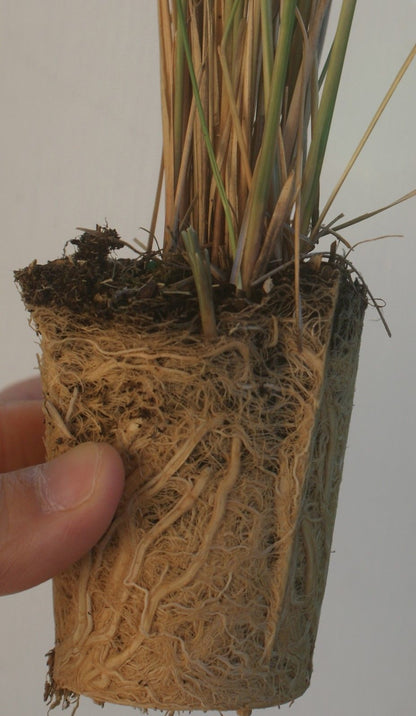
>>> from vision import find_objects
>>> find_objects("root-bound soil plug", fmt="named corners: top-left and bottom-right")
top-left (16, 233), bottom-right (367, 711)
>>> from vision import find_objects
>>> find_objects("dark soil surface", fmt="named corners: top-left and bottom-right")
top-left (16, 226), bottom-right (362, 334)
top-left (15, 227), bottom-right (239, 326)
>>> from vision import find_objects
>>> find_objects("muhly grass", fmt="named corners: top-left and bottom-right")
top-left (153, 0), bottom-right (415, 336)
top-left (15, 6), bottom-right (414, 710)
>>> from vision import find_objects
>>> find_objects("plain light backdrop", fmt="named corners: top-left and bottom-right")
top-left (0, 2), bottom-right (415, 715)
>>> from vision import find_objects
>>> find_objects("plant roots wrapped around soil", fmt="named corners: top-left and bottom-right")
top-left (17, 244), bottom-right (366, 712)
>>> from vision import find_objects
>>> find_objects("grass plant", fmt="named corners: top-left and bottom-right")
top-left (155, 1), bottom-right (415, 336)
top-left (16, 5), bottom-right (415, 709)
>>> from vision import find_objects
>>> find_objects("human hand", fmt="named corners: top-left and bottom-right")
top-left (0, 377), bottom-right (125, 595)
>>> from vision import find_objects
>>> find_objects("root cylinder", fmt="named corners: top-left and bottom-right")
top-left (18, 256), bottom-right (366, 712)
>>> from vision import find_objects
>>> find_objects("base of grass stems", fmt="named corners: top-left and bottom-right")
top-left (21, 260), bottom-right (365, 712)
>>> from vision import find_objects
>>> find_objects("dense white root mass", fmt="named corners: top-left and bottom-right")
top-left (28, 264), bottom-right (365, 712)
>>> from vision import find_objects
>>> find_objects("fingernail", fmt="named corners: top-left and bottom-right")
top-left (37, 443), bottom-right (102, 513)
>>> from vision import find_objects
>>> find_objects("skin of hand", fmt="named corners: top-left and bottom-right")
top-left (0, 377), bottom-right (125, 596)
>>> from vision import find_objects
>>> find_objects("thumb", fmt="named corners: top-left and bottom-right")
top-left (0, 442), bottom-right (125, 595)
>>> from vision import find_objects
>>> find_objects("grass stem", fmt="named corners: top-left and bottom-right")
top-left (182, 227), bottom-right (218, 340)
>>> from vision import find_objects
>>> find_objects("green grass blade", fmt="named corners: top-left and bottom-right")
top-left (300, 0), bottom-right (357, 236)
top-left (176, 0), bottom-right (237, 258)
top-left (182, 227), bottom-right (218, 340)
top-left (233, 0), bottom-right (297, 290)
top-left (311, 43), bottom-right (416, 240)
top-left (326, 189), bottom-right (416, 234)
top-left (260, 0), bottom-right (274, 108)
top-left (218, 4), bottom-right (252, 188)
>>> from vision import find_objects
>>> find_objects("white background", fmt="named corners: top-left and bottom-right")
top-left (0, 2), bottom-right (415, 715)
